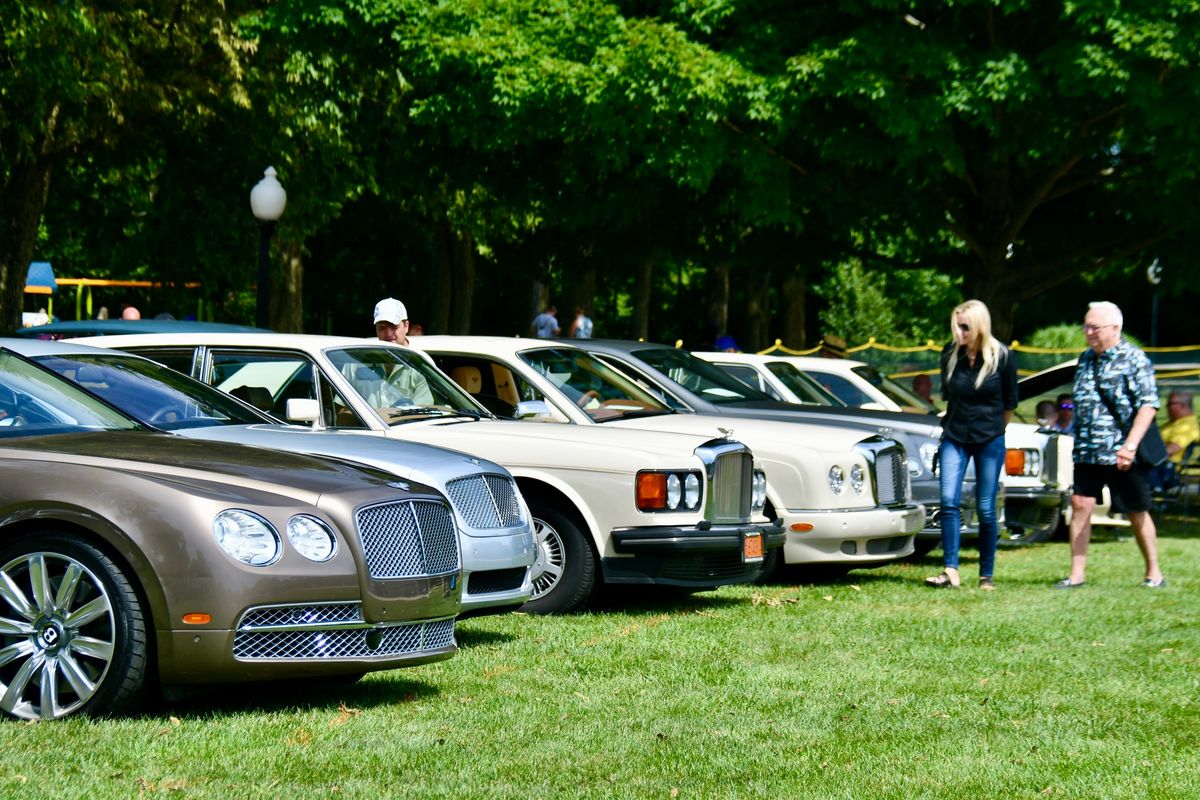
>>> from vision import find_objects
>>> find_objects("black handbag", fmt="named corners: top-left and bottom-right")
top-left (1090, 358), bottom-right (1168, 468)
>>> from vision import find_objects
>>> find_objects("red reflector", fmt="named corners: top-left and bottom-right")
top-left (1005, 449), bottom-right (1025, 476)
top-left (182, 613), bottom-right (211, 625)
top-left (790, 522), bottom-right (814, 532)
top-left (636, 473), bottom-right (667, 510)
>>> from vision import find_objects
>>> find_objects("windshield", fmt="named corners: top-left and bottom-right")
top-left (633, 347), bottom-right (775, 405)
top-left (325, 346), bottom-right (487, 425)
top-left (764, 361), bottom-right (845, 406)
top-left (518, 347), bottom-right (672, 422)
top-left (0, 349), bottom-right (142, 437)
top-left (851, 365), bottom-right (938, 413)
top-left (33, 352), bottom-right (270, 430)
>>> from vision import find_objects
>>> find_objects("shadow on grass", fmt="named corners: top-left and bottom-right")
top-left (154, 673), bottom-right (440, 718)
top-left (453, 625), bottom-right (518, 648)
top-left (590, 586), bottom-right (748, 615)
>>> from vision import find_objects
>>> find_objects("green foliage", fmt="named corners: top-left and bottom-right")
top-left (815, 260), bottom-right (961, 345)
top-left (1026, 323), bottom-right (1088, 351)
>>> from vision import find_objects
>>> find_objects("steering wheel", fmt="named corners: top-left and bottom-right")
top-left (576, 390), bottom-right (600, 408)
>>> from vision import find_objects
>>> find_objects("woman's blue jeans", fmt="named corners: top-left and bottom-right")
top-left (939, 433), bottom-right (1005, 577)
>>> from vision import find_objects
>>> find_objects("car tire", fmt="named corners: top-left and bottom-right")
top-left (0, 532), bottom-right (149, 721)
top-left (522, 506), bottom-right (595, 615)
top-left (910, 538), bottom-right (940, 558)
top-left (752, 548), bottom-right (784, 584)
top-left (999, 521), bottom-right (1060, 546)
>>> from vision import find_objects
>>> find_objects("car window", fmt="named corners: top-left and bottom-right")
top-left (324, 346), bottom-right (487, 425)
top-left (631, 347), bottom-right (774, 405)
top-left (852, 365), bottom-right (937, 413)
top-left (764, 362), bottom-right (844, 406)
top-left (591, 355), bottom-right (692, 412)
top-left (32, 353), bottom-right (269, 430)
top-left (712, 363), bottom-right (785, 400)
top-left (125, 347), bottom-right (198, 376)
top-left (806, 371), bottom-right (875, 407)
top-left (208, 350), bottom-right (368, 429)
top-left (431, 353), bottom-right (554, 419)
top-left (0, 350), bottom-right (141, 437)
top-left (517, 347), bottom-right (673, 422)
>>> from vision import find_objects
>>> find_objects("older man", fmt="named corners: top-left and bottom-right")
top-left (1056, 301), bottom-right (1164, 589)
top-left (373, 297), bottom-right (410, 345)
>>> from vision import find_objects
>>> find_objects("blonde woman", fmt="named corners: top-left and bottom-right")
top-left (926, 300), bottom-right (1018, 589)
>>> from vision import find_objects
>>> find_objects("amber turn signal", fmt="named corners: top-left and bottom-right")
top-left (1005, 449), bottom-right (1025, 476)
top-left (790, 522), bottom-right (814, 532)
top-left (182, 613), bottom-right (212, 625)
top-left (636, 472), bottom-right (667, 510)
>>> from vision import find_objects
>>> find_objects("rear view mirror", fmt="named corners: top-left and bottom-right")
top-left (514, 400), bottom-right (553, 420)
top-left (286, 398), bottom-right (320, 423)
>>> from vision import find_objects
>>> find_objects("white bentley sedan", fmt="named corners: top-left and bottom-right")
top-left (409, 336), bottom-right (926, 574)
top-left (73, 334), bottom-right (779, 614)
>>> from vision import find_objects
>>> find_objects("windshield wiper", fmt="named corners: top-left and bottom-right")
top-left (383, 406), bottom-right (482, 424)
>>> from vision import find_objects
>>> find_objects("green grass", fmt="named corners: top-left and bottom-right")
top-left (2, 521), bottom-right (1197, 799)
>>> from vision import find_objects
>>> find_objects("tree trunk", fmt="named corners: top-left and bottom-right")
top-left (449, 229), bottom-right (475, 334)
top-left (780, 271), bottom-right (807, 348)
top-left (633, 256), bottom-right (653, 341)
top-left (430, 218), bottom-right (454, 334)
top-left (744, 266), bottom-right (773, 352)
top-left (962, 253), bottom-right (1019, 343)
top-left (274, 240), bottom-right (304, 333)
top-left (0, 159), bottom-right (54, 332)
top-left (569, 244), bottom-right (597, 336)
top-left (707, 260), bottom-right (731, 348)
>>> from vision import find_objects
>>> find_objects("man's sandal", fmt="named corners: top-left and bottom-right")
top-left (979, 577), bottom-right (996, 591)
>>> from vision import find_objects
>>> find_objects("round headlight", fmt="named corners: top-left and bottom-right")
top-left (213, 510), bottom-right (280, 566)
top-left (850, 464), bottom-right (865, 494)
top-left (287, 515), bottom-right (338, 562)
top-left (1028, 450), bottom-right (1041, 476)
top-left (684, 473), bottom-right (701, 510)
top-left (828, 465), bottom-right (845, 495)
top-left (666, 474), bottom-right (682, 510)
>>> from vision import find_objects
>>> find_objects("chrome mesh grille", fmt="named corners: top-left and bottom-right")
top-left (356, 500), bottom-right (460, 579)
top-left (710, 450), bottom-right (752, 522)
top-left (870, 448), bottom-right (908, 506)
top-left (239, 603), bottom-right (362, 629)
top-left (233, 617), bottom-right (455, 661)
top-left (445, 474), bottom-right (525, 529)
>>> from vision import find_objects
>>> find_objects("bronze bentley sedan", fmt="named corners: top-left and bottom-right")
top-left (0, 347), bottom-right (462, 721)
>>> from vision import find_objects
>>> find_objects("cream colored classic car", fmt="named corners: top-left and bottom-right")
top-left (702, 352), bottom-right (1070, 545)
top-left (77, 334), bottom-right (779, 614)
top-left (410, 337), bottom-right (926, 574)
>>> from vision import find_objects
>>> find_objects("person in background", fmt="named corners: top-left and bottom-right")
top-left (1056, 300), bottom-right (1164, 589)
top-left (927, 299), bottom-right (1017, 591)
top-left (408, 322), bottom-right (424, 336)
top-left (1149, 391), bottom-right (1198, 492)
top-left (1053, 393), bottom-right (1075, 433)
top-left (569, 306), bottom-right (594, 338)
top-left (912, 373), bottom-right (935, 405)
top-left (1036, 399), bottom-right (1060, 429)
top-left (531, 305), bottom-right (560, 338)
top-left (373, 297), bottom-right (411, 346)
top-left (120, 305), bottom-right (141, 321)
top-left (715, 335), bottom-right (739, 352)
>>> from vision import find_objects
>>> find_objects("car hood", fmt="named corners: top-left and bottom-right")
top-left (0, 430), bottom-right (416, 504)
top-left (174, 424), bottom-right (512, 485)
top-left (716, 401), bottom-right (944, 437)
top-left (382, 417), bottom-right (725, 472)
top-left (603, 413), bottom-right (878, 456)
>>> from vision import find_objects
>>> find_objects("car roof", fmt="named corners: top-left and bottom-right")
top-left (413, 335), bottom-right (583, 357)
top-left (13, 319), bottom-right (271, 338)
top-left (693, 352), bottom-right (871, 372)
top-left (1, 337), bottom-right (116, 357)
top-left (1019, 358), bottom-right (1200, 400)
top-left (71, 331), bottom-right (409, 351)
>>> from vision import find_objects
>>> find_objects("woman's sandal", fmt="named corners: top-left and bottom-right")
top-left (925, 571), bottom-right (960, 588)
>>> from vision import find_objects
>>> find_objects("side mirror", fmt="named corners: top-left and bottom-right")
top-left (286, 398), bottom-right (320, 423)
top-left (514, 400), bottom-right (553, 420)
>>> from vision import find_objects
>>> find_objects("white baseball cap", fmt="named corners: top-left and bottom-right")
top-left (373, 298), bottom-right (408, 325)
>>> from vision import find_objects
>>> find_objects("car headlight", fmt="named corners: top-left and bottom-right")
top-left (685, 473), bottom-right (701, 509)
top-left (919, 441), bottom-right (939, 474)
top-left (286, 515), bottom-right (338, 562)
top-left (752, 470), bottom-right (767, 512)
top-left (1006, 448), bottom-right (1042, 477)
top-left (850, 464), bottom-right (865, 494)
top-left (213, 509), bottom-right (280, 566)
top-left (637, 470), bottom-right (703, 511)
top-left (828, 465), bottom-right (845, 495)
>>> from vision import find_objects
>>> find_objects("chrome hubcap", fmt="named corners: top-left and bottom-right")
top-left (529, 518), bottom-right (565, 600)
top-left (0, 552), bottom-right (116, 720)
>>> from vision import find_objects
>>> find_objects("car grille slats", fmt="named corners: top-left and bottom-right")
top-left (233, 604), bottom-right (455, 660)
top-left (857, 441), bottom-right (909, 507)
top-left (709, 449), bottom-right (752, 522)
top-left (356, 499), bottom-right (460, 579)
top-left (445, 474), bottom-right (525, 529)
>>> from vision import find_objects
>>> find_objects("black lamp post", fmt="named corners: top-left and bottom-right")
top-left (1147, 257), bottom-right (1163, 347)
top-left (249, 167), bottom-right (287, 329)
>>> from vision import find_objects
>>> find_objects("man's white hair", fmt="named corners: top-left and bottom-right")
top-left (1087, 300), bottom-right (1123, 329)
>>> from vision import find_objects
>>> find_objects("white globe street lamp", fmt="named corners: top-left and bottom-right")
top-left (250, 167), bottom-right (287, 329)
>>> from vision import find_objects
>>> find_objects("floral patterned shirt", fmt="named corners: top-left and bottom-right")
top-left (1071, 339), bottom-right (1159, 465)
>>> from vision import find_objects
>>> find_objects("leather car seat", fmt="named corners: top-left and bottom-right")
top-left (450, 365), bottom-right (482, 395)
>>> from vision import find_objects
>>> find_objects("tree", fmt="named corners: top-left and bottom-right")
top-left (0, 2), bottom-right (259, 331)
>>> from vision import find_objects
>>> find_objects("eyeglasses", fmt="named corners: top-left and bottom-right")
top-left (1059, 402), bottom-right (1074, 410)
top-left (957, 324), bottom-right (970, 333)
top-left (1082, 323), bottom-right (1116, 333)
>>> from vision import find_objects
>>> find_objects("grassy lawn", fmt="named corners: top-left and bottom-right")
top-left (1, 520), bottom-right (1196, 799)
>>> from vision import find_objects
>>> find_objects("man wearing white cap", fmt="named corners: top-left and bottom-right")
top-left (374, 297), bottom-right (410, 345)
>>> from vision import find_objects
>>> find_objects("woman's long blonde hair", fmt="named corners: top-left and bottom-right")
top-left (946, 299), bottom-right (1003, 389)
